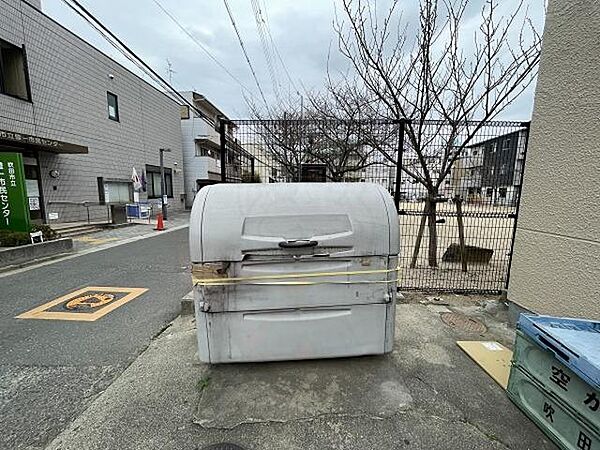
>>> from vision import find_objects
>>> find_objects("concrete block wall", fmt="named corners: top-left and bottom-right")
top-left (0, 0), bottom-right (185, 222)
top-left (507, 0), bottom-right (600, 319)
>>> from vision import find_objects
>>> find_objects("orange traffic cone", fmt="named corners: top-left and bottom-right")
top-left (155, 213), bottom-right (165, 231)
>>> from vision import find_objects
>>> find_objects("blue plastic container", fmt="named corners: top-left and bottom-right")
top-left (518, 314), bottom-right (600, 390)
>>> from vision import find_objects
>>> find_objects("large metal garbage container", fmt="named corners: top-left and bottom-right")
top-left (189, 183), bottom-right (400, 363)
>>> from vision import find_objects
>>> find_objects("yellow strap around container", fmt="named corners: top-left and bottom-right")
top-left (193, 267), bottom-right (400, 286)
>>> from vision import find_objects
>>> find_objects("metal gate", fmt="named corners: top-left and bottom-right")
top-left (216, 118), bottom-right (530, 294)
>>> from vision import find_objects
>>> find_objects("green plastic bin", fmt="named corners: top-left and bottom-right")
top-left (513, 330), bottom-right (600, 429)
top-left (508, 366), bottom-right (600, 450)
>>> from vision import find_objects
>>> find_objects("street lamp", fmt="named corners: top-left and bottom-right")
top-left (159, 148), bottom-right (171, 220)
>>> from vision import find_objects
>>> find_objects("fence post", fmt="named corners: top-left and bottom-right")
top-left (394, 119), bottom-right (406, 212)
top-left (455, 195), bottom-right (468, 272)
top-left (219, 118), bottom-right (227, 183)
top-left (251, 156), bottom-right (255, 180)
top-left (505, 121), bottom-right (531, 290)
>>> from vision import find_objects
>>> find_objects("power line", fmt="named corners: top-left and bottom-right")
top-left (259, 0), bottom-right (299, 93)
top-left (59, 0), bottom-right (212, 122)
top-left (250, 0), bottom-right (281, 100)
top-left (222, 0), bottom-right (269, 107)
top-left (151, 0), bottom-right (253, 97)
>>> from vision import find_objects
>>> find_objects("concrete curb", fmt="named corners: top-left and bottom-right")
top-left (0, 238), bottom-right (73, 269)
top-left (0, 224), bottom-right (189, 279)
top-left (181, 290), bottom-right (194, 315)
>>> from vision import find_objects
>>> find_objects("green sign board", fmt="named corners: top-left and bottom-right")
top-left (0, 152), bottom-right (30, 232)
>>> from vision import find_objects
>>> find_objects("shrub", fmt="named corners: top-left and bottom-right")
top-left (0, 230), bottom-right (30, 247)
top-left (31, 224), bottom-right (58, 241)
top-left (0, 224), bottom-right (58, 247)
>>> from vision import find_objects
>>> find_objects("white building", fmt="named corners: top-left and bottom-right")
top-left (179, 91), bottom-right (240, 208)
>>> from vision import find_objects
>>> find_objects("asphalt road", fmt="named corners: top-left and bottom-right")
top-left (0, 228), bottom-right (192, 450)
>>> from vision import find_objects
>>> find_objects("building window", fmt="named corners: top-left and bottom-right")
top-left (107, 91), bottom-right (119, 121)
top-left (0, 39), bottom-right (30, 101)
top-left (145, 165), bottom-right (173, 198)
top-left (195, 146), bottom-right (217, 158)
top-left (472, 150), bottom-right (478, 156)
top-left (502, 138), bottom-right (511, 151)
top-left (499, 187), bottom-right (507, 198)
top-left (180, 105), bottom-right (190, 119)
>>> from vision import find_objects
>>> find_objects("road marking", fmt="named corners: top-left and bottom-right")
top-left (0, 224), bottom-right (189, 279)
top-left (15, 286), bottom-right (148, 321)
top-left (73, 236), bottom-right (119, 245)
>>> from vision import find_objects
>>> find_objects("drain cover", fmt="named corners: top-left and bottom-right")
top-left (440, 312), bottom-right (487, 333)
top-left (200, 445), bottom-right (246, 450)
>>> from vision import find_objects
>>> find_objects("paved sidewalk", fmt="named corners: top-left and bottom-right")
top-left (45, 294), bottom-right (557, 450)
top-left (71, 211), bottom-right (190, 252)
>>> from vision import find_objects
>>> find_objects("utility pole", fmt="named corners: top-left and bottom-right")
top-left (298, 91), bottom-right (304, 182)
top-left (159, 148), bottom-right (171, 220)
top-left (166, 59), bottom-right (176, 84)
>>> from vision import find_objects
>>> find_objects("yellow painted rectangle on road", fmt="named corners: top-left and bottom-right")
top-left (457, 340), bottom-right (513, 389)
top-left (16, 286), bottom-right (148, 322)
top-left (73, 236), bottom-right (119, 245)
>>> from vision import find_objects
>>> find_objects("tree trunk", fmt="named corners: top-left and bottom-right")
top-left (409, 200), bottom-right (429, 268)
top-left (426, 196), bottom-right (438, 267)
top-left (455, 195), bottom-right (468, 272)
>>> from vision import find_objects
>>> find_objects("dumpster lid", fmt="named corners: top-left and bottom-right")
top-left (190, 183), bottom-right (399, 262)
top-left (518, 314), bottom-right (600, 389)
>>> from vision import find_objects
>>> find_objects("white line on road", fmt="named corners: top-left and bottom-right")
top-left (0, 224), bottom-right (189, 279)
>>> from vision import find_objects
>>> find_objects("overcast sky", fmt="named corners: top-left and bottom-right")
top-left (43, 0), bottom-right (546, 119)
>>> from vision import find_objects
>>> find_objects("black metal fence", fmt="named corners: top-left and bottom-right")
top-left (217, 118), bottom-right (530, 294)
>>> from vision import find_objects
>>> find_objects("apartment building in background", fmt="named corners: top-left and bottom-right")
top-left (0, 0), bottom-right (184, 224)
top-left (179, 91), bottom-right (250, 208)
top-left (442, 129), bottom-right (528, 206)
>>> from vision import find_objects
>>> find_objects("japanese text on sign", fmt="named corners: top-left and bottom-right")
top-left (0, 130), bottom-right (60, 148)
top-left (0, 153), bottom-right (30, 231)
top-left (584, 392), bottom-right (599, 412)
top-left (543, 402), bottom-right (555, 423)
top-left (577, 431), bottom-right (592, 450)
top-left (549, 365), bottom-right (571, 391)
top-left (0, 162), bottom-right (10, 226)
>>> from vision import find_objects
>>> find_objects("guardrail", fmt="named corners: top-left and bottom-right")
top-left (47, 201), bottom-right (111, 224)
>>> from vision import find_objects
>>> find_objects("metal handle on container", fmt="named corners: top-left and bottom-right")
top-left (538, 335), bottom-right (572, 362)
top-left (278, 239), bottom-right (318, 248)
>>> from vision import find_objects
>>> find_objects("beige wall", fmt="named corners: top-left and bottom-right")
top-left (508, 0), bottom-right (600, 319)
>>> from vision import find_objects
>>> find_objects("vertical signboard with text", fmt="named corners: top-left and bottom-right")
top-left (0, 152), bottom-right (30, 232)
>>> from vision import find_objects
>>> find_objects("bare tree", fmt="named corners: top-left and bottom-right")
top-left (247, 97), bottom-right (313, 181)
top-left (248, 89), bottom-right (391, 182)
top-left (335, 0), bottom-right (542, 266)
top-left (307, 85), bottom-right (389, 182)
